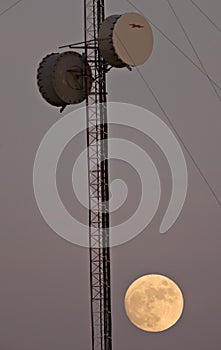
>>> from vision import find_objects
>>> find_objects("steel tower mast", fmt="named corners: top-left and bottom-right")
top-left (84, 1), bottom-right (112, 350)
top-left (36, 4), bottom-right (153, 349)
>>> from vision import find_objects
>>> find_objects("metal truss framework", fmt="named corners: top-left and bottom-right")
top-left (84, 1), bottom-right (112, 350)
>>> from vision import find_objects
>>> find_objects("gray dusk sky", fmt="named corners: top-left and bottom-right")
top-left (0, 0), bottom-right (221, 349)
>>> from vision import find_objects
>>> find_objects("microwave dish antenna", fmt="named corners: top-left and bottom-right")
top-left (37, 51), bottom-right (92, 110)
top-left (98, 12), bottom-right (154, 68)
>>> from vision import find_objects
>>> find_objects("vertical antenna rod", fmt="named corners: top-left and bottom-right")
top-left (84, 1), bottom-right (112, 350)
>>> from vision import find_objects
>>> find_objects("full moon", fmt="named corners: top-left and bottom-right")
top-left (124, 274), bottom-right (184, 332)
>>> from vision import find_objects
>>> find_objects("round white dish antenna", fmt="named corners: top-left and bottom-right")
top-left (98, 12), bottom-right (154, 68)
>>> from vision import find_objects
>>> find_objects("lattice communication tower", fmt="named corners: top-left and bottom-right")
top-left (36, 1), bottom-right (153, 349)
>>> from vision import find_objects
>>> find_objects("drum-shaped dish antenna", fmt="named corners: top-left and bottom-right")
top-left (98, 12), bottom-right (153, 68)
top-left (37, 51), bottom-right (93, 108)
